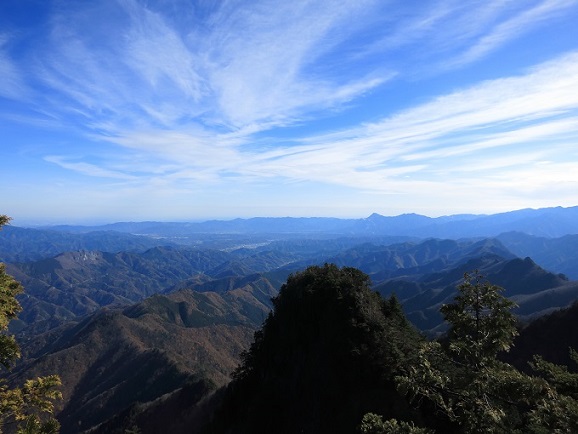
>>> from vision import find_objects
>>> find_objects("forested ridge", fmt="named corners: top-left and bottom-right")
top-left (206, 264), bottom-right (424, 434)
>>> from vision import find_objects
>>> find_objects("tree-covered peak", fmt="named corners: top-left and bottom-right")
top-left (209, 264), bottom-right (423, 434)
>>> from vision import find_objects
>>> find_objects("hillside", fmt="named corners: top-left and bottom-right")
top-left (324, 238), bottom-right (516, 283)
top-left (497, 231), bottom-right (578, 279)
top-left (375, 255), bottom-right (576, 333)
top-left (9, 277), bottom-right (275, 434)
top-left (76, 264), bottom-right (578, 434)
top-left (0, 226), bottom-right (174, 263)
top-left (6, 247), bottom-right (296, 335)
top-left (6, 232), bottom-right (578, 338)
top-left (3, 208), bottom-right (578, 432)
top-left (505, 301), bottom-right (578, 371)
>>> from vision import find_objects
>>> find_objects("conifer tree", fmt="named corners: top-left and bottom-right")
top-left (396, 271), bottom-right (578, 433)
top-left (526, 349), bottom-right (578, 432)
top-left (0, 215), bottom-right (62, 433)
top-left (359, 413), bottom-right (433, 434)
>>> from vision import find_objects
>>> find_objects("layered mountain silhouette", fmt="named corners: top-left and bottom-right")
top-left (5, 247), bottom-right (299, 335)
top-left (497, 231), bottom-right (578, 279)
top-left (6, 232), bottom-right (578, 338)
top-left (6, 247), bottom-right (229, 334)
top-left (33, 205), bottom-right (578, 238)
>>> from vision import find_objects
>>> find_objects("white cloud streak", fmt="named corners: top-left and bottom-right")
top-left (44, 156), bottom-right (139, 180)
top-left (64, 54), bottom-right (576, 219)
top-left (236, 52), bottom-right (578, 190)
top-left (3, 0), bottom-right (578, 217)
top-left (23, 0), bottom-right (572, 134)
top-left (449, 0), bottom-right (577, 67)
top-left (0, 34), bottom-right (29, 100)
top-left (27, 0), bottom-right (392, 132)
top-left (41, 51), bottom-right (578, 197)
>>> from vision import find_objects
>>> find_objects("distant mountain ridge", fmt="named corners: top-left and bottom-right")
top-left (375, 254), bottom-right (576, 334)
top-left (3, 207), bottom-right (578, 273)
top-left (32, 205), bottom-right (578, 238)
top-left (497, 231), bottom-right (578, 279)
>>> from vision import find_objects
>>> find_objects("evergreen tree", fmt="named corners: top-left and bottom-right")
top-left (526, 349), bottom-right (578, 432)
top-left (359, 413), bottom-right (433, 434)
top-left (396, 271), bottom-right (578, 433)
top-left (0, 215), bottom-right (62, 433)
top-left (440, 270), bottom-right (518, 366)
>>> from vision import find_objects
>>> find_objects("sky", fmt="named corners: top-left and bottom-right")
top-left (1, 0), bottom-right (578, 225)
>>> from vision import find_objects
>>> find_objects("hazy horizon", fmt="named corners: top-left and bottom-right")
top-left (2, 1), bottom-right (578, 224)
top-left (9, 204), bottom-right (576, 228)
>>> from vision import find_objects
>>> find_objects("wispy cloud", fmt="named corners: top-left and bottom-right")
top-left (199, 0), bottom-right (391, 127)
top-left (448, 0), bottom-right (577, 67)
top-left (2, 0), bottom-right (578, 219)
top-left (27, 0), bottom-right (393, 133)
top-left (40, 50), bottom-right (578, 196)
top-left (352, 0), bottom-right (578, 75)
top-left (0, 33), bottom-right (29, 100)
top-left (44, 156), bottom-right (139, 180)
top-left (6, 0), bottom-right (573, 133)
top-left (239, 52), bottom-right (578, 190)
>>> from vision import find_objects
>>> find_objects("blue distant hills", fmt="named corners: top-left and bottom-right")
top-left (35, 205), bottom-right (578, 238)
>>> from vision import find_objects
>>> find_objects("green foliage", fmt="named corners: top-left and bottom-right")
top-left (234, 264), bottom-right (421, 385)
top-left (0, 215), bottom-right (62, 433)
top-left (359, 413), bottom-right (433, 434)
top-left (0, 361), bottom-right (62, 430)
top-left (441, 271), bottom-right (518, 367)
top-left (215, 264), bottom-right (423, 434)
top-left (396, 270), bottom-right (578, 433)
top-left (15, 415), bottom-right (60, 434)
top-left (0, 219), bottom-right (24, 369)
top-left (526, 349), bottom-right (578, 432)
top-left (530, 348), bottom-right (578, 399)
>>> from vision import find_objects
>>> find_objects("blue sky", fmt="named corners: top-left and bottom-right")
top-left (2, 0), bottom-right (578, 224)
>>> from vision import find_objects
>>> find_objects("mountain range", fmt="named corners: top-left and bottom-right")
top-left (31, 205), bottom-right (578, 238)
top-left (1, 205), bottom-right (578, 432)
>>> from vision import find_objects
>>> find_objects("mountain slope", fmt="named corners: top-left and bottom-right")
top-left (9, 277), bottom-right (275, 434)
top-left (6, 247), bottom-right (233, 334)
top-left (375, 255), bottom-right (576, 333)
top-left (497, 231), bottom-right (578, 279)
top-left (205, 264), bottom-right (424, 434)
top-left (325, 238), bottom-right (516, 285)
top-left (505, 301), bottom-right (578, 372)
